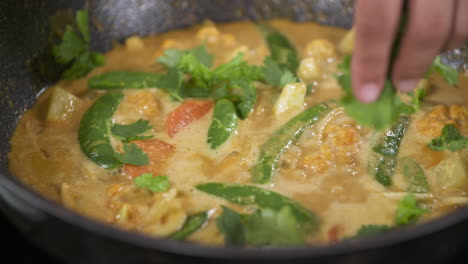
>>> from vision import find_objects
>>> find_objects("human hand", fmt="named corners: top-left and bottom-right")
top-left (352, 0), bottom-right (468, 103)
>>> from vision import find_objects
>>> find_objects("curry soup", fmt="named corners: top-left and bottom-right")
top-left (8, 18), bottom-right (468, 246)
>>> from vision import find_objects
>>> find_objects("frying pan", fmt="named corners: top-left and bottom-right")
top-left (1, 0), bottom-right (468, 263)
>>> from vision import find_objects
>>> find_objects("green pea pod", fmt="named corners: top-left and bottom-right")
top-left (169, 211), bottom-right (208, 240)
top-left (400, 157), bottom-right (429, 193)
top-left (78, 92), bottom-right (123, 169)
top-left (88, 72), bottom-right (163, 90)
top-left (251, 103), bottom-right (329, 184)
top-left (196, 182), bottom-right (319, 232)
top-left (207, 99), bottom-right (238, 149)
top-left (371, 115), bottom-right (410, 186)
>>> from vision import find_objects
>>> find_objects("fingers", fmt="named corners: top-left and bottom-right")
top-left (444, 0), bottom-right (468, 50)
top-left (352, 0), bottom-right (403, 103)
top-left (392, 0), bottom-right (455, 92)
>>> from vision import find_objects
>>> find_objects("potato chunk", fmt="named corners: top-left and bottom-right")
top-left (47, 87), bottom-right (82, 122)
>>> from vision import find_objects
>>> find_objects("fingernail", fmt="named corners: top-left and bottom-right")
top-left (398, 79), bottom-right (419, 92)
top-left (358, 83), bottom-right (380, 103)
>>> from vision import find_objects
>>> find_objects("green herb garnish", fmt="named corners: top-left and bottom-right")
top-left (217, 206), bottom-right (306, 246)
top-left (428, 124), bottom-right (468, 152)
top-left (134, 173), bottom-right (170, 193)
top-left (353, 225), bottom-right (392, 238)
top-left (53, 9), bottom-right (106, 79)
top-left (395, 194), bottom-right (428, 225)
top-left (429, 56), bottom-right (459, 86)
top-left (115, 143), bottom-right (150, 166)
top-left (111, 119), bottom-right (153, 142)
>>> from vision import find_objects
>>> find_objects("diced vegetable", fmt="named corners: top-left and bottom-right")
top-left (217, 206), bottom-right (306, 246)
top-left (169, 211), bottom-right (208, 240)
top-left (432, 152), bottom-right (468, 191)
top-left (252, 103), bottom-right (329, 184)
top-left (394, 194), bottom-right (428, 226)
top-left (123, 139), bottom-right (175, 177)
top-left (165, 100), bottom-right (214, 137)
top-left (47, 87), bottom-right (82, 122)
top-left (196, 182), bottom-right (319, 230)
top-left (400, 157), bottom-right (429, 193)
top-left (305, 39), bottom-right (336, 59)
top-left (273, 82), bottom-right (306, 118)
top-left (207, 99), bottom-right (238, 149)
top-left (78, 92), bottom-right (123, 169)
top-left (428, 124), bottom-right (468, 152)
top-left (371, 116), bottom-right (410, 186)
top-left (297, 57), bottom-right (321, 82)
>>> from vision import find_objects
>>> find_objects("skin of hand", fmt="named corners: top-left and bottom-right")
top-left (352, 0), bottom-right (468, 103)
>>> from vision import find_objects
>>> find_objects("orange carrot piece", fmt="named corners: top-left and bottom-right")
top-left (166, 100), bottom-right (214, 137)
top-left (124, 139), bottom-right (175, 177)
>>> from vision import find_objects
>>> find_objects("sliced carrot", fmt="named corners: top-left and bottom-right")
top-left (124, 139), bottom-right (175, 177)
top-left (166, 100), bottom-right (214, 137)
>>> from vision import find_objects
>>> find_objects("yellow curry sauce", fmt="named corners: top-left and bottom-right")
top-left (8, 20), bottom-right (468, 245)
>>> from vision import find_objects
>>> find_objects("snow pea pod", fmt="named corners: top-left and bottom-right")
top-left (207, 99), bottom-right (238, 149)
top-left (371, 115), bottom-right (410, 186)
top-left (169, 211), bottom-right (208, 240)
top-left (251, 103), bottom-right (329, 184)
top-left (78, 92), bottom-right (123, 169)
top-left (196, 182), bottom-right (319, 231)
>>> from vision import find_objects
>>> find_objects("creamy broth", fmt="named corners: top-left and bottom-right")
top-left (8, 20), bottom-right (468, 245)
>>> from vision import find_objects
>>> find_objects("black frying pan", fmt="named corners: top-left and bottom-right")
top-left (1, 1), bottom-right (468, 263)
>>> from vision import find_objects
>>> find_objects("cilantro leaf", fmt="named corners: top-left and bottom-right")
top-left (353, 225), bottom-right (392, 238)
top-left (178, 53), bottom-right (213, 89)
top-left (156, 67), bottom-right (184, 101)
top-left (111, 119), bottom-right (153, 142)
top-left (217, 206), bottom-right (306, 247)
top-left (395, 194), bottom-right (428, 226)
top-left (53, 26), bottom-right (87, 64)
top-left (115, 143), bottom-right (149, 166)
top-left (257, 23), bottom-right (299, 74)
top-left (212, 53), bottom-right (263, 82)
top-left (399, 86), bottom-right (427, 115)
top-left (158, 45), bottom-right (214, 68)
top-left (429, 56), bottom-right (459, 86)
top-left (52, 9), bottom-right (106, 79)
top-left (61, 52), bottom-right (105, 80)
top-left (134, 173), bottom-right (170, 193)
top-left (337, 55), bottom-right (401, 130)
top-left (76, 9), bottom-right (90, 42)
top-left (428, 124), bottom-right (468, 152)
top-left (263, 56), bottom-right (298, 88)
